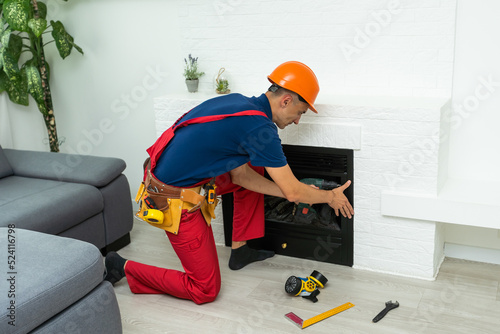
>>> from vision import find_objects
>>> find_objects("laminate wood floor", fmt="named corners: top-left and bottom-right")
top-left (113, 221), bottom-right (500, 333)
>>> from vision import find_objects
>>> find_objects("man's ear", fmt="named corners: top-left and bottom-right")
top-left (281, 94), bottom-right (293, 108)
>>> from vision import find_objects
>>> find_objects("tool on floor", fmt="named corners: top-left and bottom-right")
top-left (372, 300), bottom-right (399, 323)
top-left (295, 178), bottom-right (339, 225)
top-left (285, 302), bottom-right (355, 329)
top-left (284, 270), bottom-right (328, 303)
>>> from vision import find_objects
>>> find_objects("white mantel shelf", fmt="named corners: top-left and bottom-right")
top-left (382, 178), bottom-right (500, 229)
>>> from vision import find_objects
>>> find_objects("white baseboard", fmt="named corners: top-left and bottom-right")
top-left (444, 243), bottom-right (500, 265)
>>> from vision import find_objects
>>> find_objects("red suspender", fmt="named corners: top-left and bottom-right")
top-left (145, 110), bottom-right (268, 179)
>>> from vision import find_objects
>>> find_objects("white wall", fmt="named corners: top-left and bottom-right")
top-left (449, 0), bottom-right (500, 182)
top-left (0, 96), bottom-right (13, 148)
top-left (179, 0), bottom-right (456, 98)
top-left (444, 0), bottom-right (500, 254)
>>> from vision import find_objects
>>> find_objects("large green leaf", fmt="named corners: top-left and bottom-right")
top-left (2, 67), bottom-right (29, 105)
top-left (50, 20), bottom-right (83, 59)
top-left (0, 27), bottom-right (11, 50)
top-left (30, 58), bottom-right (51, 82)
top-left (37, 1), bottom-right (47, 20)
top-left (0, 17), bottom-right (6, 49)
top-left (3, 0), bottom-right (31, 32)
top-left (8, 34), bottom-right (23, 62)
top-left (0, 29), bottom-right (21, 78)
top-left (28, 18), bottom-right (47, 37)
top-left (0, 28), bottom-right (12, 72)
top-left (25, 63), bottom-right (42, 98)
top-left (25, 63), bottom-right (47, 114)
top-left (1, 49), bottom-right (20, 79)
top-left (0, 71), bottom-right (7, 94)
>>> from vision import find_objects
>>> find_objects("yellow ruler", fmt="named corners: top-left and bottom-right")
top-left (285, 302), bottom-right (355, 329)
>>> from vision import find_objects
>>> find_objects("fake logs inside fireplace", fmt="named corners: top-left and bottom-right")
top-left (222, 144), bottom-right (354, 266)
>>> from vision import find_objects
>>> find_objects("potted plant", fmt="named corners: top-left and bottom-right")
top-left (0, 0), bottom-right (83, 152)
top-left (216, 78), bottom-right (230, 94)
top-left (215, 67), bottom-right (230, 94)
top-left (183, 54), bottom-right (204, 92)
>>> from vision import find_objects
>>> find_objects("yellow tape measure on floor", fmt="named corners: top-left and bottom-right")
top-left (285, 302), bottom-right (355, 329)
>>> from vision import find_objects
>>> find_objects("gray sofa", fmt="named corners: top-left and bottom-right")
top-left (0, 145), bottom-right (133, 252)
top-left (0, 145), bottom-right (134, 332)
top-left (0, 228), bottom-right (122, 333)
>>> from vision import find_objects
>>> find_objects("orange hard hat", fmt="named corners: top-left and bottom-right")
top-left (268, 61), bottom-right (320, 113)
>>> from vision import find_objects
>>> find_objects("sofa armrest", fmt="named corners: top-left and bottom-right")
top-left (0, 146), bottom-right (14, 178)
top-left (4, 149), bottom-right (126, 187)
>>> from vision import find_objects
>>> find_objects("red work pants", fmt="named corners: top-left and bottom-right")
top-left (124, 166), bottom-right (265, 304)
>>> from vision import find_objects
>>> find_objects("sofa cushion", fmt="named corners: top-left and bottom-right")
top-left (0, 145), bottom-right (14, 178)
top-left (4, 148), bottom-right (127, 187)
top-left (0, 176), bottom-right (104, 233)
top-left (0, 228), bottom-right (105, 334)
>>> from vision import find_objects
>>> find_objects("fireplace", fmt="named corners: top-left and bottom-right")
top-left (222, 144), bottom-right (354, 266)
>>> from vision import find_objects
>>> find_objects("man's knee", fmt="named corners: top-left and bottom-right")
top-left (189, 271), bottom-right (222, 305)
top-left (192, 285), bottom-right (221, 304)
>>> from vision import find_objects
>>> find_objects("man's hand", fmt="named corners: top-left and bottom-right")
top-left (328, 180), bottom-right (354, 218)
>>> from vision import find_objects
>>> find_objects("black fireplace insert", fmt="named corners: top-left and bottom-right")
top-left (222, 144), bottom-right (354, 266)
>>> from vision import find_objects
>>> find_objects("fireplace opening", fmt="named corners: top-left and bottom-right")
top-left (222, 144), bottom-right (354, 266)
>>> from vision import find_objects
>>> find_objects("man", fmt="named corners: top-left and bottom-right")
top-left (105, 61), bottom-right (354, 304)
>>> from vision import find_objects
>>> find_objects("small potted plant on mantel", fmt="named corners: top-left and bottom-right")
top-left (215, 67), bottom-right (230, 94)
top-left (183, 54), bottom-right (204, 92)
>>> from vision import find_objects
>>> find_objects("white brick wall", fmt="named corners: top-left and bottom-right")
top-left (176, 0), bottom-right (456, 98)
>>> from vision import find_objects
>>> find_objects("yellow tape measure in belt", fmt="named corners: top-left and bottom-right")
top-left (285, 302), bottom-right (354, 329)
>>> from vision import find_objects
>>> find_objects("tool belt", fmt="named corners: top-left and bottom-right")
top-left (135, 160), bottom-right (219, 235)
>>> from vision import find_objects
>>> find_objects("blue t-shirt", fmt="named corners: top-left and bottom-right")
top-left (153, 93), bottom-right (287, 187)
